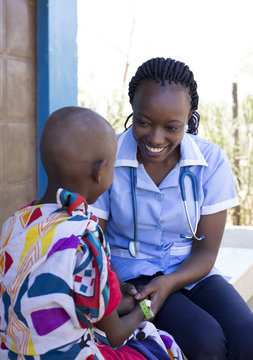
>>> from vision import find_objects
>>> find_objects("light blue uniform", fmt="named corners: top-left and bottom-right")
top-left (90, 128), bottom-right (239, 288)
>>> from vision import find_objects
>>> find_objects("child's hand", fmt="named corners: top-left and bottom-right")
top-left (120, 281), bottom-right (137, 296)
top-left (117, 293), bottom-right (136, 316)
top-left (117, 281), bottom-right (138, 316)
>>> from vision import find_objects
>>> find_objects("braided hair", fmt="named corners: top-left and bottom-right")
top-left (125, 57), bottom-right (200, 135)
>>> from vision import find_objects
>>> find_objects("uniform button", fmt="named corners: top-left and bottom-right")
top-left (156, 224), bottom-right (164, 231)
top-left (155, 193), bottom-right (164, 201)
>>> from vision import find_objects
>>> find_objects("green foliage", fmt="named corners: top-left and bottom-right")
top-left (104, 89), bottom-right (128, 133)
top-left (199, 97), bottom-right (253, 225)
top-left (239, 96), bottom-right (253, 225)
top-left (79, 87), bottom-right (130, 133)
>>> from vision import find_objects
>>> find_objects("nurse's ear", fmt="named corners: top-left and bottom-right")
top-left (90, 160), bottom-right (107, 184)
top-left (185, 111), bottom-right (194, 132)
top-left (187, 111), bottom-right (200, 135)
top-left (188, 110), bottom-right (194, 121)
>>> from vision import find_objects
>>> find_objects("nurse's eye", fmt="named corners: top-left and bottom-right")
top-left (166, 126), bottom-right (179, 132)
top-left (136, 119), bottom-right (151, 127)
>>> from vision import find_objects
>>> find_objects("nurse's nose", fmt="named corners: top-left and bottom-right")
top-left (149, 127), bottom-right (165, 146)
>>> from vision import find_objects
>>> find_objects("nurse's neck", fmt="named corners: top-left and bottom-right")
top-left (137, 146), bottom-right (180, 186)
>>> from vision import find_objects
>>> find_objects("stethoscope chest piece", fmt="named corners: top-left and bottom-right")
top-left (129, 240), bottom-right (140, 258)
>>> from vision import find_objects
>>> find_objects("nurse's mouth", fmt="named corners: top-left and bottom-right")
top-left (145, 144), bottom-right (165, 154)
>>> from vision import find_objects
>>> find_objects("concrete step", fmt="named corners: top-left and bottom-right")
top-left (215, 226), bottom-right (253, 311)
top-left (215, 247), bottom-right (253, 305)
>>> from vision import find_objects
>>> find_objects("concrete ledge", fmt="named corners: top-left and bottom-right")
top-left (215, 246), bottom-right (253, 309)
top-left (234, 264), bottom-right (253, 303)
top-left (221, 226), bottom-right (253, 249)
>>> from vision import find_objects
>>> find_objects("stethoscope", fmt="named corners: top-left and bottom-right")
top-left (179, 166), bottom-right (204, 242)
top-left (129, 166), bottom-right (204, 258)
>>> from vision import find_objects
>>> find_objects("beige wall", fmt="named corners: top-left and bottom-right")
top-left (0, 0), bottom-right (37, 228)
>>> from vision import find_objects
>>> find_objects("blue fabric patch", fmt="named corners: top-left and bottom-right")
top-left (13, 273), bottom-right (30, 327)
top-left (84, 269), bottom-right (92, 277)
top-left (80, 284), bottom-right (88, 293)
top-left (2, 290), bottom-right (11, 325)
top-left (28, 273), bottom-right (70, 297)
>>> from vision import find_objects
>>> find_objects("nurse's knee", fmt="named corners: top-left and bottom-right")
top-left (229, 327), bottom-right (253, 359)
top-left (185, 324), bottom-right (227, 360)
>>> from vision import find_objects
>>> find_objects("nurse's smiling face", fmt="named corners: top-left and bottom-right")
top-left (132, 80), bottom-right (193, 165)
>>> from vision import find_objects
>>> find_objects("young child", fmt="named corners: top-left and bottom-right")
top-left (0, 107), bottom-right (185, 360)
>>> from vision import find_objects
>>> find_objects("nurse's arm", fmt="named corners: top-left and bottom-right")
top-left (173, 209), bottom-right (227, 285)
top-left (98, 217), bottom-right (138, 315)
top-left (135, 210), bottom-right (227, 314)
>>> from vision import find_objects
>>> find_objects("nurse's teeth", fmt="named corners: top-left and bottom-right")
top-left (145, 145), bottom-right (165, 153)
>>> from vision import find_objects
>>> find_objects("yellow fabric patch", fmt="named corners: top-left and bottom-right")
top-left (18, 225), bottom-right (39, 268)
top-left (0, 252), bottom-right (4, 275)
top-left (18, 213), bottom-right (68, 268)
top-left (28, 334), bottom-right (36, 355)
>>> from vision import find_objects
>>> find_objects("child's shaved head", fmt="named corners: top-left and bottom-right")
top-left (39, 106), bottom-right (117, 204)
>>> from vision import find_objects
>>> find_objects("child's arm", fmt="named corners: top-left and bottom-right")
top-left (76, 225), bottom-right (148, 348)
top-left (109, 262), bottom-right (137, 315)
top-left (96, 302), bottom-right (146, 348)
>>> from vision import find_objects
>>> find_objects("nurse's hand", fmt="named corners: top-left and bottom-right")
top-left (117, 281), bottom-right (138, 316)
top-left (134, 275), bottom-right (171, 316)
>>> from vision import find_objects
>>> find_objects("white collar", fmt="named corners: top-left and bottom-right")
top-left (115, 128), bottom-right (208, 168)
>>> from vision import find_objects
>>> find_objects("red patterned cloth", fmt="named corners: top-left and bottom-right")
top-left (99, 343), bottom-right (147, 359)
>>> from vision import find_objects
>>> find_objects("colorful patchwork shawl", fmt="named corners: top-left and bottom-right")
top-left (0, 189), bottom-right (121, 359)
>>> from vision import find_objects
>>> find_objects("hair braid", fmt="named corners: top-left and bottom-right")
top-left (126, 57), bottom-right (199, 134)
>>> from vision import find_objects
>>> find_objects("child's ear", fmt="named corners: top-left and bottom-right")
top-left (91, 160), bottom-right (107, 184)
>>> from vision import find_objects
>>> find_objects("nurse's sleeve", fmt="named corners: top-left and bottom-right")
top-left (201, 147), bottom-right (239, 215)
top-left (88, 187), bottom-right (111, 220)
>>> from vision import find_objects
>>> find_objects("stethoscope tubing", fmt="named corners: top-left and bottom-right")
top-left (179, 166), bottom-right (204, 241)
top-left (130, 166), bottom-right (138, 242)
top-left (129, 167), bottom-right (140, 257)
top-left (129, 165), bottom-right (204, 257)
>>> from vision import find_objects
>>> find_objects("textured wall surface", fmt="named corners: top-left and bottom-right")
top-left (0, 0), bottom-right (37, 228)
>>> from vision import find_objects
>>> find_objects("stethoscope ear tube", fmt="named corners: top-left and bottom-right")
top-left (179, 166), bottom-right (198, 201)
top-left (179, 167), bottom-right (204, 241)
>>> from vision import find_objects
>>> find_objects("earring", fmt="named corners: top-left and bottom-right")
top-left (184, 124), bottom-right (188, 132)
top-left (191, 111), bottom-right (200, 124)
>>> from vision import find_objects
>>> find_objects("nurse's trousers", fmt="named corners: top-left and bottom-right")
top-left (127, 274), bottom-right (253, 360)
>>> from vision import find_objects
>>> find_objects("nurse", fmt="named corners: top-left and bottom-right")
top-left (90, 57), bottom-right (253, 360)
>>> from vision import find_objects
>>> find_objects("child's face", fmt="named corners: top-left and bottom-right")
top-left (132, 80), bottom-right (192, 165)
